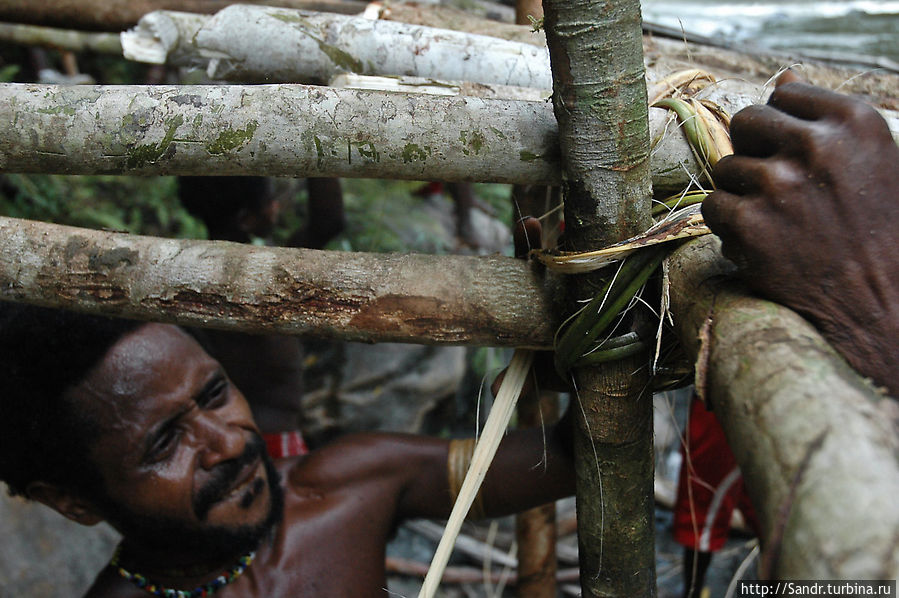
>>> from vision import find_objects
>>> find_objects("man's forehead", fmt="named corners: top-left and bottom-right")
top-left (78, 323), bottom-right (214, 401)
top-left (71, 323), bottom-right (218, 452)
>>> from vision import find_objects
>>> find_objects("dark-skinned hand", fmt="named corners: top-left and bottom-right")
top-left (703, 70), bottom-right (899, 396)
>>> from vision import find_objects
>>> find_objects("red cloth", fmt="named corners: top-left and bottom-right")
top-left (673, 397), bottom-right (759, 552)
top-left (263, 430), bottom-right (309, 459)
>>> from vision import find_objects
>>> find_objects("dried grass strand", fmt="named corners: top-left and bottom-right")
top-left (418, 349), bottom-right (534, 598)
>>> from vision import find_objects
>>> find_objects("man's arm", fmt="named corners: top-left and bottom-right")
top-left (702, 70), bottom-right (899, 396)
top-left (295, 414), bottom-right (574, 523)
top-left (392, 405), bottom-right (575, 521)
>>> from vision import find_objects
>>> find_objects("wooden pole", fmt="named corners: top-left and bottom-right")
top-left (0, 0), bottom-right (367, 31)
top-left (541, 0), bottom-right (657, 595)
top-left (0, 82), bottom-right (560, 185)
top-left (666, 236), bottom-right (899, 579)
top-left (0, 81), bottom-right (840, 192)
top-left (0, 216), bottom-right (564, 347)
top-left (0, 22), bottom-right (122, 53)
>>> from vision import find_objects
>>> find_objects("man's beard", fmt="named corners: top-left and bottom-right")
top-left (98, 434), bottom-right (285, 562)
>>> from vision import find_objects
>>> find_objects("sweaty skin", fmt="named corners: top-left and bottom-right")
top-left (702, 71), bottom-right (899, 397)
top-left (74, 326), bottom-right (572, 596)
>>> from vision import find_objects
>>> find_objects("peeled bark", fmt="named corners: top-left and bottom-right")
top-left (0, 216), bottom-right (563, 347)
top-left (123, 6), bottom-right (552, 88)
top-left (667, 235), bottom-right (899, 579)
top-left (0, 0), bottom-right (366, 31)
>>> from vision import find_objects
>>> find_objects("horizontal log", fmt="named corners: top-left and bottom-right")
top-left (0, 82), bottom-right (560, 184)
top-left (0, 216), bottom-right (563, 348)
top-left (667, 236), bottom-right (899, 579)
top-left (123, 6), bottom-right (552, 88)
top-left (1, 80), bottom-right (892, 189)
top-left (0, 22), bottom-right (122, 54)
top-left (0, 80), bottom-right (811, 193)
top-left (0, 0), bottom-right (367, 32)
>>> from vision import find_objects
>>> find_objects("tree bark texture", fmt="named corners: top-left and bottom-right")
top-left (0, 82), bottom-right (560, 184)
top-left (0, 81), bottom-right (865, 192)
top-left (123, 6), bottom-right (552, 88)
top-left (667, 235), bottom-right (899, 579)
top-left (542, 0), bottom-right (656, 595)
top-left (0, 0), bottom-right (367, 31)
top-left (0, 216), bottom-right (563, 348)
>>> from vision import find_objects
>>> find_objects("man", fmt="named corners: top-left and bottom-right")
top-left (177, 176), bottom-right (346, 456)
top-left (0, 300), bottom-right (574, 597)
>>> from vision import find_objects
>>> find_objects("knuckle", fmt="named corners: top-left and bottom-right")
top-left (765, 159), bottom-right (805, 190)
top-left (729, 105), bottom-right (765, 133)
top-left (831, 98), bottom-right (886, 133)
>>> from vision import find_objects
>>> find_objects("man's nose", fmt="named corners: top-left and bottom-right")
top-left (195, 414), bottom-right (245, 470)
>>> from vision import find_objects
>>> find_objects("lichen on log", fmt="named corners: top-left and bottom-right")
top-left (0, 82), bottom-right (560, 184)
top-left (5, 80), bottom-right (879, 193)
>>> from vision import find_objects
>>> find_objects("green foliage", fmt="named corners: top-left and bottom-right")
top-left (0, 174), bottom-right (205, 239)
top-left (0, 64), bottom-right (19, 82)
top-left (472, 183), bottom-right (514, 226)
top-left (282, 179), bottom-right (514, 254)
top-left (332, 179), bottom-right (451, 253)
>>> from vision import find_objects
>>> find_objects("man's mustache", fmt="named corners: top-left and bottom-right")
top-left (193, 433), bottom-right (266, 521)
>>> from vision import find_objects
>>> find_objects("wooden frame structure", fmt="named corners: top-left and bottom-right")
top-left (0, 2), bottom-right (897, 596)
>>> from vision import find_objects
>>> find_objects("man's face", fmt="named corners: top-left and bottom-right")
top-left (69, 324), bottom-right (282, 556)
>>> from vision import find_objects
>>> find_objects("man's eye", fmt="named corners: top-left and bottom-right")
top-left (148, 429), bottom-right (180, 462)
top-left (198, 379), bottom-right (228, 409)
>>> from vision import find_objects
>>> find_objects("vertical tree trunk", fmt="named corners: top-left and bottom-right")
top-left (541, 0), bottom-right (656, 596)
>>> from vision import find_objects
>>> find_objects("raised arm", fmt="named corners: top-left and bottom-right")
top-left (702, 71), bottom-right (899, 396)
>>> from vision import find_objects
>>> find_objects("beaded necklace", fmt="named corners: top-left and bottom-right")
top-left (110, 544), bottom-right (256, 598)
